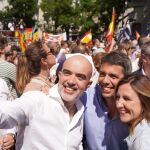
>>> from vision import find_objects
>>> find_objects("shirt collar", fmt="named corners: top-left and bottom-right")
top-left (48, 84), bottom-right (64, 106)
top-left (48, 84), bottom-right (84, 130)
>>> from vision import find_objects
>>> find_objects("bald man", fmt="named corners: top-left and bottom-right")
top-left (0, 55), bottom-right (93, 150)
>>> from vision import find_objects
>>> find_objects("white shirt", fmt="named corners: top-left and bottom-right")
top-left (0, 84), bottom-right (84, 150)
top-left (131, 58), bottom-right (139, 72)
top-left (0, 78), bottom-right (16, 137)
top-left (125, 119), bottom-right (150, 150)
top-left (0, 78), bottom-right (13, 102)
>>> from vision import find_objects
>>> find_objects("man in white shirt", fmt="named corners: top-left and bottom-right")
top-left (0, 54), bottom-right (93, 150)
top-left (0, 78), bottom-right (16, 149)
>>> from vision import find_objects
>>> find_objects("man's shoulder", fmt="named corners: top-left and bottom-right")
top-left (0, 60), bottom-right (16, 69)
top-left (48, 84), bottom-right (59, 97)
top-left (21, 90), bottom-right (46, 100)
top-left (80, 84), bottom-right (102, 106)
top-left (17, 91), bottom-right (49, 108)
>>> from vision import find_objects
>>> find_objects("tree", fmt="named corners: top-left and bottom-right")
top-left (41, 0), bottom-right (125, 37)
top-left (0, 0), bottom-right (38, 28)
top-left (40, 0), bottom-right (78, 37)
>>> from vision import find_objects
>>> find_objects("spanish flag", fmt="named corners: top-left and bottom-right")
top-left (106, 7), bottom-right (116, 43)
top-left (80, 31), bottom-right (92, 46)
top-left (19, 32), bottom-right (26, 52)
top-left (33, 31), bottom-right (39, 42)
top-left (15, 31), bottom-right (26, 52)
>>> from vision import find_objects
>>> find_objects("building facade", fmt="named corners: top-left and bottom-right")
top-left (125, 0), bottom-right (150, 35)
top-left (0, 0), bottom-right (9, 11)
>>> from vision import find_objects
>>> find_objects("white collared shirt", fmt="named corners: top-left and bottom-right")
top-left (0, 84), bottom-right (84, 150)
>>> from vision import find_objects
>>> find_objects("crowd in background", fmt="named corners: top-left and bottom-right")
top-left (0, 31), bottom-right (150, 150)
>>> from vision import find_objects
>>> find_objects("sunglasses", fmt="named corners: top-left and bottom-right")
top-left (46, 48), bottom-right (55, 55)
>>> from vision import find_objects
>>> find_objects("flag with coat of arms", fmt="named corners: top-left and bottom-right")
top-left (80, 31), bottom-right (92, 46)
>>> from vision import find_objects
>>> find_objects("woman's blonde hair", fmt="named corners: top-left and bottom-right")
top-left (16, 41), bottom-right (47, 95)
top-left (115, 74), bottom-right (150, 133)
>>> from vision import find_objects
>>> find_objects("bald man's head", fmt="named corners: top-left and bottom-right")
top-left (63, 55), bottom-right (93, 79)
top-left (58, 54), bottom-right (93, 104)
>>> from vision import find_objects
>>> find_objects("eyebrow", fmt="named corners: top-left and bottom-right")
top-left (100, 71), bottom-right (120, 78)
top-left (109, 73), bottom-right (120, 78)
top-left (76, 73), bottom-right (87, 80)
top-left (62, 69), bottom-right (87, 80)
top-left (62, 69), bottom-right (71, 74)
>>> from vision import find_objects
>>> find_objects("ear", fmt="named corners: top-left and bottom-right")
top-left (41, 58), bottom-right (47, 65)
top-left (87, 80), bottom-right (93, 88)
top-left (58, 71), bottom-right (62, 79)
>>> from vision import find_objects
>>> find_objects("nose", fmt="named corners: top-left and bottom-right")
top-left (116, 99), bottom-right (124, 109)
top-left (101, 75), bottom-right (110, 85)
top-left (67, 74), bottom-right (76, 85)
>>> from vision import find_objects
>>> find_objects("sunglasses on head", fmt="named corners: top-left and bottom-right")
top-left (46, 48), bottom-right (55, 55)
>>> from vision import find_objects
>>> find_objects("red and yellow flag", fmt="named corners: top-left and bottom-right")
top-left (106, 7), bottom-right (116, 43)
top-left (80, 31), bottom-right (92, 46)
top-left (19, 32), bottom-right (26, 52)
top-left (15, 30), bottom-right (26, 52)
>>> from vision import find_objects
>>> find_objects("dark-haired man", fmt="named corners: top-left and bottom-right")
top-left (81, 51), bottom-right (132, 150)
top-left (133, 41), bottom-right (150, 78)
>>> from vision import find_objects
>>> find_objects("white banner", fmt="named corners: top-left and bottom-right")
top-left (43, 32), bottom-right (67, 43)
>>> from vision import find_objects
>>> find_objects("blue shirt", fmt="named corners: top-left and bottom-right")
top-left (81, 84), bottom-right (128, 150)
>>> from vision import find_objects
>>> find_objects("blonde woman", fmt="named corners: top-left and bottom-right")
top-left (116, 75), bottom-right (150, 150)
top-left (16, 41), bottom-right (56, 95)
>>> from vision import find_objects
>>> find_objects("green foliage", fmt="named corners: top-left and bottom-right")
top-left (0, 0), bottom-right (38, 27)
top-left (41, 0), bottom-right (77, 32)
top-left (0, 0), bottom-right (125, 34)
top-left (41, 0), bottom-right (125, 36)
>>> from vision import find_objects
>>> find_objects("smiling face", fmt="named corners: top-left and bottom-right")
top-left (99, 63), bottom-right (124, 100)
top-left (116, 83), bottom-right (142, 125)
top-left (58, 55), bottom-right (92, 104)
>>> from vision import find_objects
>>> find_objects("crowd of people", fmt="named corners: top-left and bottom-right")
top-left (0, 32), bottom-right (150, 150)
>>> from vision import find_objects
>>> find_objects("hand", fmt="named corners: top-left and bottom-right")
top-left (2, 133), bottom-right (15, 150)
